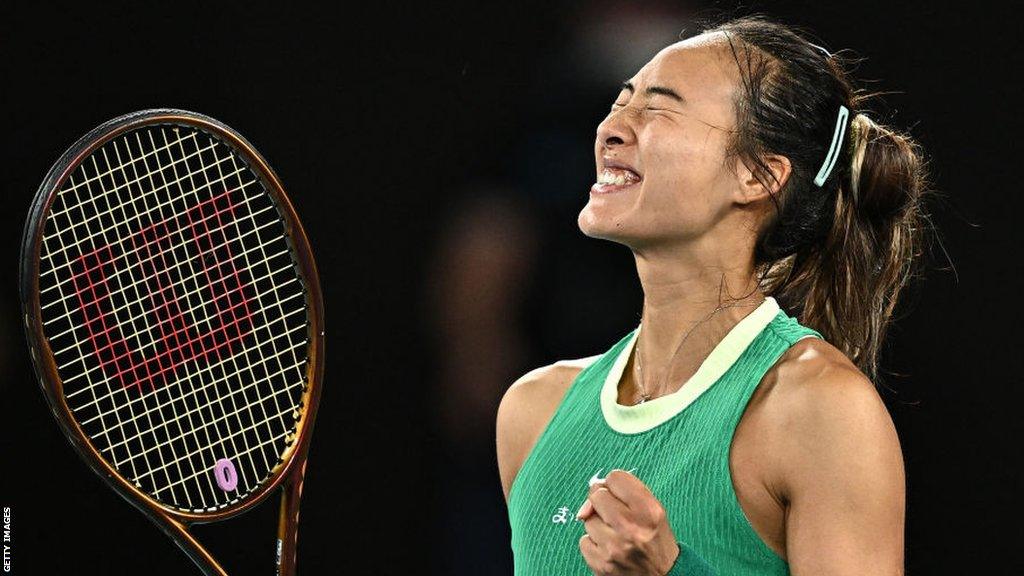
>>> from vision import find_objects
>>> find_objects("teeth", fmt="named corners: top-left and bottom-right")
top-left (598, 167), bottom-right (640, 186)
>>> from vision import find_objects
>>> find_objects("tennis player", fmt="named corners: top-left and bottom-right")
top-left (497, 14), bottom-right (931, 575)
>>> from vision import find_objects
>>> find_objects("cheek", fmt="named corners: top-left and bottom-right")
top-left (642, 132), bottom-right (713, 195)
top-left (652, 152), bottom-right (688, 185)
top-left (639, 130), bottom-right (727, 225)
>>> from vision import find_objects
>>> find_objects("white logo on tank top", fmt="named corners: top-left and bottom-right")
top-left (589, 467), bottom-right (637, 486)
top-left (550, 467), bottom-right (638, 524)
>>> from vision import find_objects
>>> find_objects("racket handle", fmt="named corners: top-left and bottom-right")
top-left (276, 460), bottom-right (307, 575)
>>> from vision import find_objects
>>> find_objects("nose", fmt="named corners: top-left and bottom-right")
top-left (596, 107), bottom-right (637, 151)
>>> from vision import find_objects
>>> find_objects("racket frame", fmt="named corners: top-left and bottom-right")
top-left (19, 109), bottom-right (325, 576)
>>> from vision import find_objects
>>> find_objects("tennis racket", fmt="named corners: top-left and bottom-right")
top-left (19, 109), bottom-right (324, 575)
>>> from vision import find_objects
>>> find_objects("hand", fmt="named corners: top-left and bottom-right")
top-left (576, 469), bottom-right (681, 576)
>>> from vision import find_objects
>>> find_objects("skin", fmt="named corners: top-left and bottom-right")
top-left (496, 32), bottom-right (906, 575)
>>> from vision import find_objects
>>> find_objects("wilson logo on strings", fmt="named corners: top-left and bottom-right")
top-left (69, 189), bottom-right (254, 393)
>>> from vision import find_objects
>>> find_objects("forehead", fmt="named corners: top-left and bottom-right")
top-left (628, 33), bottom-right (739, 105)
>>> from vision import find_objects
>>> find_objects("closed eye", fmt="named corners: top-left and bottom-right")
top-left (611, 102), bottom-right (676, 114)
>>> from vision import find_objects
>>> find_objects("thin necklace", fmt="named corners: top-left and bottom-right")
top-left (633, 296), bottom-right (764, 405)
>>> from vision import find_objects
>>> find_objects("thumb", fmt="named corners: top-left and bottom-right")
top-left (576, 479), bottom-right (605, 520)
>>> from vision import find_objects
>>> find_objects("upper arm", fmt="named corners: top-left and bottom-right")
top-left (496, 363), bottom-right (564, 503)
top-left (496, 358), bottom-right (595, 503)
top-left (776, 364), bottom-right (906, 575)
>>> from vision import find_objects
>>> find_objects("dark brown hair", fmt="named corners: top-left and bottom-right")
top-left (696, 14), bottom-right (939, 385)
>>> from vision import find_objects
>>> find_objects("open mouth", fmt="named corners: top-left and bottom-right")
top-left (591, 167), bottom-right (642, 194)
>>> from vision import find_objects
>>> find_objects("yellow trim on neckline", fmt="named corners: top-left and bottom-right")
top-left (600, 296), bottom-right (781, 434)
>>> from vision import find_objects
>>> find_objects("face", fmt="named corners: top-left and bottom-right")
top-left (578, 33), bottom-right (748, 249)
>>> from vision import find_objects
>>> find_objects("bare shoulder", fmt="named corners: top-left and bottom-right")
top-left (754, 337), bottom-right (906, 570)
top-left (762, 335), bottom-right (905, 505)
top-left (765, 336), bottom-right (895, 431)
top-left (496, 355), bottom-right (601, 502)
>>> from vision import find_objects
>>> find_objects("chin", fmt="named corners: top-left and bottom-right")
top-left (577, 205), bottom-right (631, 243)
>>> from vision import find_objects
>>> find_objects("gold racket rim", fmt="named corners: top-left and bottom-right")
top-left (22, 109), bottom-right (325, 522)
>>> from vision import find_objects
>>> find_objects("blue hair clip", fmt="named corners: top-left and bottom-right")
top-left (813, 104), bottom-right (849, 187)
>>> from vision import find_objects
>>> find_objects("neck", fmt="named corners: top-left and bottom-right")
top-left (623, 242), bottom-right (764, 401)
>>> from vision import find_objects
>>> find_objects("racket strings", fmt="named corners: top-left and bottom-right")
top-left (48, 209), bottom-right (281, 351)
top-left (37, 125), bottom-right (310, 512)
top-left (38, 140), bottom-right (242, 298)
top-left (69, 187), bottom-right (254, 394)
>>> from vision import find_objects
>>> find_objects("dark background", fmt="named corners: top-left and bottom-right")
top-left (1, 1), bottom-right (1018, 574)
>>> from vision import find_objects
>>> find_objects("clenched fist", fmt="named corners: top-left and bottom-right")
top-left (575, 469), bottom-right (682, 576)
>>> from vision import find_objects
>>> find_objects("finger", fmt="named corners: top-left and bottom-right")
top-left (578, 478), bottom-right (609, 521)
top-left (601, 468), bottom-right (651, 509)
top-left (582, 510), bottom-right (617, 547)
top-left (587, 485), bottom-right (630, 528)
top-left (578, 533), bottom-right (601, 570)
top-left (576, 491), bottom-right (608, 522)
top-left (576, 497), bottom-right (594, 521)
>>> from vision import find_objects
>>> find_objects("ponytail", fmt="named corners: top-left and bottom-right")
top-left (703, 14), bottom-right (940, 386)
top-left (798, 113), bottom-right (932, 383)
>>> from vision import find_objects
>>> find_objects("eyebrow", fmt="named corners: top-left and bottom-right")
top-left (621, 81), bottom-right (686, 103)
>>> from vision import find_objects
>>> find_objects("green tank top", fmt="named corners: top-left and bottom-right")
top-left (507, 296), bottom-right (823, 575)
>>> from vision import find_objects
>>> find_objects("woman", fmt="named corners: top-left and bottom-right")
top-left (496, 14), bottom-right (933, 576)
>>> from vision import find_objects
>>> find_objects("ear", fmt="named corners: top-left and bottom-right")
top-left (734, 153), bottom-right (792, 205)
